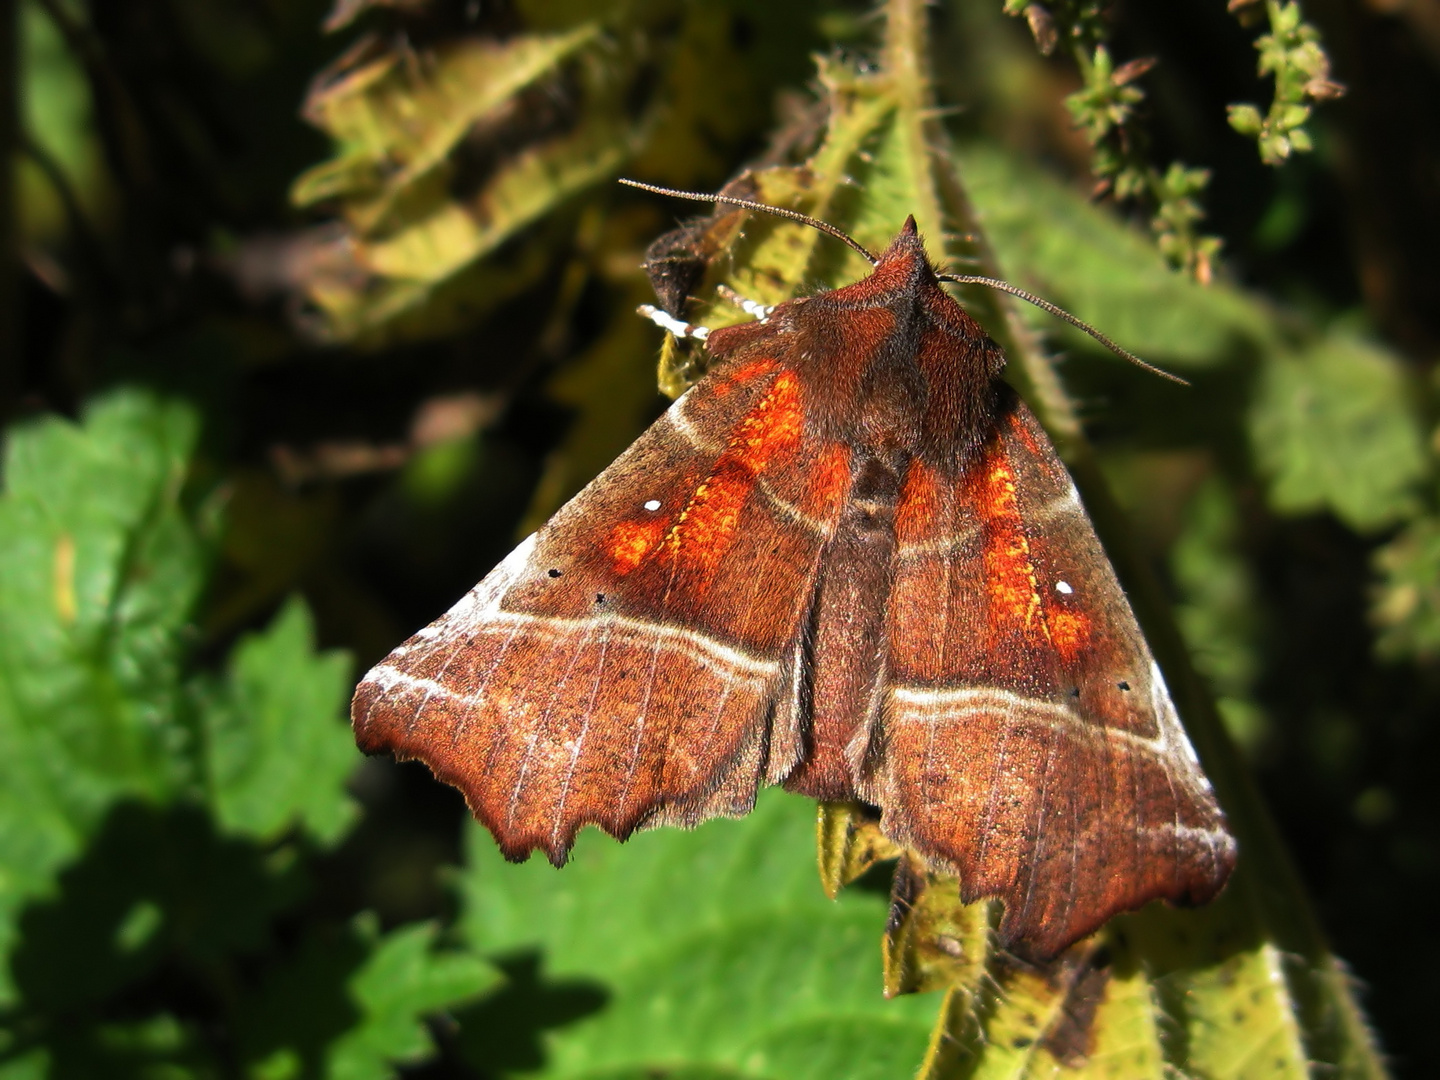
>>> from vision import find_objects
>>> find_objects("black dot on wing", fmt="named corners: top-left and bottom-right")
top-left (1117, 680), bottom-right (1131, 691)
top-left (548, 568), bottom-right (563, 578)
top-left (1069, 687), bottom-right (1080, 699)
top-left (595, 593), bottom-right (606, 604)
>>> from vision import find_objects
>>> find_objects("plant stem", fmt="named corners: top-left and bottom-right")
top-left (882, 2), bottom-right (1387, 1074)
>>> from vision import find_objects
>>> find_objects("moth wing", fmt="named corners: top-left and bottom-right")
top-left (865, 388), bottom-right (1236, 957)
top-left (352, 357), bottom-right (852, 864)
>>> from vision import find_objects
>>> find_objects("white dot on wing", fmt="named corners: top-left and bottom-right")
top-left (1056, 580), bottom-right (1073, 594)
top-left (643, 499), bottom-right (661, 511)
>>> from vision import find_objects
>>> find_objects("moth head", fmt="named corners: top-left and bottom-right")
top-left (620, 178), bottom-right (1186, 387)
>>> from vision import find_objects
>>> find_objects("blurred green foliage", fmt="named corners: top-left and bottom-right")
top-left (5, 0), bottom-right (1438, 1077)
top-left (0, 392), bottom-right (497, 1076)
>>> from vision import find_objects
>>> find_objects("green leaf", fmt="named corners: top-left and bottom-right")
top-left (1279, 102), bottom-right (1312, 129)
top-left (1228, 103), bottom-right (1264, 137)
top-left (1372, 513), bottom-right (1440, 661)
top-left (955, 139), bottom-right (1430, 536)
top-left (0, 390), bottom-right (387, 1076)
top-left (10, 802), bottom-right (303, 1015)
top-left (0, 389), bottom-right (204, 1003)
top-left (1260, 132), bottom-right (1293, 164)
top-left (200, 596), bottom-right (359, 846)
top-left (235, 917), bottom-right (501, 1080)
top-left (457, 791), bottom-right (937, 1079)
top-left (1171, 480), bottom-right (1269, 753)
top-left (956, 141), bottom-right (1271, 367)
top-left (326, 921), bottom-right (502, 1080)
top-left (18, 0), bottom-right (110, 244)
top-left (1172, 944), bottom-right (1310, 1079)
top-left (1249, 335), bottom-right (1427, 530)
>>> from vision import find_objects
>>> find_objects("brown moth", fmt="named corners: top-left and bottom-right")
top-left (352, 186), bottom-right (1237, 959)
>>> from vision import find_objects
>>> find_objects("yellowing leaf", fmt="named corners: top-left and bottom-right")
top-left (291, 19), bottom-right (646, 345)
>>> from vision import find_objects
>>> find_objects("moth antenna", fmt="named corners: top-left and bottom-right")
top-left (619, 178), bottom-right (879, 267)
top-left (938, 273), bottom-right (1189, 386)
top-left (624, 177), bottom-right (1181, 386)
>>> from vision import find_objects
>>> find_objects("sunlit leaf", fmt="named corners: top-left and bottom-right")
top-left (200, 597), bottom-right (358, 846)
top-left (458, 790), bottom-right (937, 1079)
top-left (0, 390), bottom-right (203, 1002)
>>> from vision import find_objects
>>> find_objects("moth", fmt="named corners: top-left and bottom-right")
top-left (352, 183), bottom-right (1237, 959)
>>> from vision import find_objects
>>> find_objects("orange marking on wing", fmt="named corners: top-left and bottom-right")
top-left (974, 444), bottom-right (1094, 664)
top-left (710, 358), bottom-right (778, 397)
top-left (1006, 407), bottom-right (1042, 456)
top-left (1048, 608), bottom-right (1092, 663)
top-left (729, 370), bottom-right (803, 471)
top-left (663, 474), bottom-right (748, 577)
top-left (978, 453), bottom-right (1044, 633)
top-left (799, 444), bottom-right (852, 521)
top-left (896, 460), bottom-right (940, 543)
top-left (605, 518), bottom-right (667, 574)
top-left (665, 370), bottom-right (805, 587)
